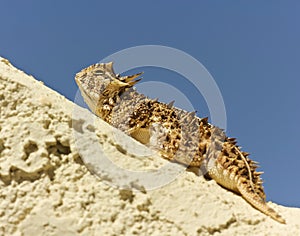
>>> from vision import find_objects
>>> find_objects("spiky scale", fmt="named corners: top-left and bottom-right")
top-left (75, 62), bottom-right (286, 224)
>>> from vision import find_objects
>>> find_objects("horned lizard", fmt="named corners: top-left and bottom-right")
top-left (75, 62), bottom-right (286, 224)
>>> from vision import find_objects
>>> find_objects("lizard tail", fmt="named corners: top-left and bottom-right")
top-left (237, 183), bottom-right (286, 224)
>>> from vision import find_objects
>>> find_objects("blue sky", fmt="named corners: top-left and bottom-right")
top-left (1, 1), bottom-right (299, 207)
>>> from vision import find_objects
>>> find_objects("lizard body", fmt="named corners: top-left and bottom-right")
top-left (75, 62), bottom-right (285, 224)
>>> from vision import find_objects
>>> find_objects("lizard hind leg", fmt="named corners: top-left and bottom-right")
top-left (207, 141), bottom-right (286, 224)
top-left (237, 180), bottom-right (286, 224)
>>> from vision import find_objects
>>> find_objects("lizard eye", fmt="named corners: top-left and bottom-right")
top-left (94, 70), bottom-right (104, 75)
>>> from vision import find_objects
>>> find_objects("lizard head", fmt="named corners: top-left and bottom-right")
top-left (75, 62), bottom-right (142, 117)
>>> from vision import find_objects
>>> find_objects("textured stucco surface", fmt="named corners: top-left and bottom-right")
top-left (0, 57), bottom-right (299, 235)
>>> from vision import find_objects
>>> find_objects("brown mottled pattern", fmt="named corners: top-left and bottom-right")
top-left (75, 62), bottom-right (286, 224)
